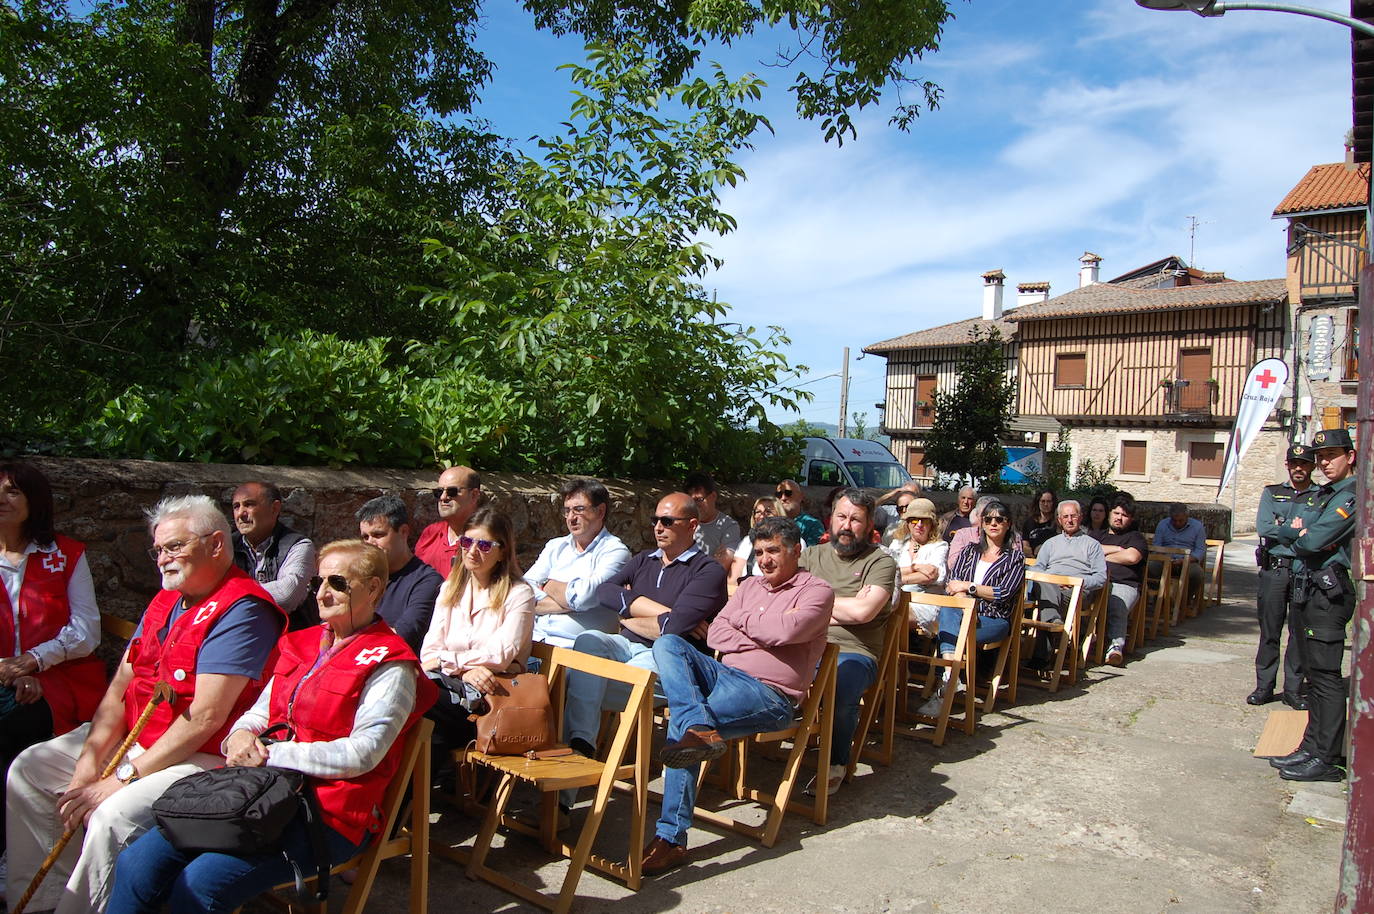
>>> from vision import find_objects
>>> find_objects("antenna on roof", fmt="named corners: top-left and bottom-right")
top-left (1185, 215), bottom-right (1212, 267)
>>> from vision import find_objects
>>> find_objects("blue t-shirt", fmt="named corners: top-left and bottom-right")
top-left (133, 595), bottom-right (281, 679)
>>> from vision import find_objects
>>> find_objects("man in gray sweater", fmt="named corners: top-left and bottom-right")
top-left (1028, 500), bottom-right (1107, 669)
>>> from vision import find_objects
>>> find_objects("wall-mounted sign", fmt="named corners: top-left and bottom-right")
top-left (1306, 314), bottom-right (1335, 380)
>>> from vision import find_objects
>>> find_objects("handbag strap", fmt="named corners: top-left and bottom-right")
top-left (282, 778), bottom-right (330, 903)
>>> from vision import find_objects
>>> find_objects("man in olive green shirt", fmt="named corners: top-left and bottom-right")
top-left (798, 488), bottom-right (897, 796)
top-left (1270, 428), bottom-right (1358, 783)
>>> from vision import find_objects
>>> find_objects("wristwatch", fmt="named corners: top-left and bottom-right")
top-left (966, 584), bottom-right (978, 597)
top-left (115, 760), bottom-right (140, 784)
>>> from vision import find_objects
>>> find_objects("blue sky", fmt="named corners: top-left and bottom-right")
top-left (471, 0), bottom-right (1354, 430)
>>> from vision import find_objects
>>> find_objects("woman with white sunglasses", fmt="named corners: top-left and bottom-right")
top-left (419, 507), bottom-right (535, 752)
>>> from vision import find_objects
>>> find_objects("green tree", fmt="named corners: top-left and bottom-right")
top-left (921, 326), bottom-right (1016, 490)
top-left (3, 0), bottom-right (961, 466)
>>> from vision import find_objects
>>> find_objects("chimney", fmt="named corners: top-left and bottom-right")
top-left (1016, 281), bottom-right (1050, 308)
top-left (1079, 251), bottom-right (1102, 288)
top-left (982, 269), bottom-right (1005, 320)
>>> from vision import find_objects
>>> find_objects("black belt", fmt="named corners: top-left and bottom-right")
top-left (1263, 556), bottom-right (1292, 571)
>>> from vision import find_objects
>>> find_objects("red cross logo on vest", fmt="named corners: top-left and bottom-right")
top-left (355, 646), bottom-right (389, 666)
top-left (40, 550), bottom-right (67, 574)
top-left (1255, 369), bottom-right (1278, 389)
top-left (193, 601), bottom-right (220, 625)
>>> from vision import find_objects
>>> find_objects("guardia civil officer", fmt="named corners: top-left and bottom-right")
top-left (1249, 443), bottom-right (1316, 709)
top-left (1270, 428), bottom-right (1358, 782)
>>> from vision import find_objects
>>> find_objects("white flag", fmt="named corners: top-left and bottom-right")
top-left (1218, 358), bottom-right (1289, 496)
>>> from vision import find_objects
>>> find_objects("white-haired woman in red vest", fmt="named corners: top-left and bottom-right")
top-left (108, 540), bottom-right (436, 914)
top-left (0, 461), bottom-right (105, 862)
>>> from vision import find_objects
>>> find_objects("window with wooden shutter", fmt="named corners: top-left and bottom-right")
top-left (907, 447), bottom-right (929, 478)
top-left (1054, 353), bottom-right (1086, 388)
top-left (1120, 440), bottom-right (1147, 476)
top-left (915, 375), bottom-right (936, 427)
top-left (1188, 441), bottom-right (1224, 479)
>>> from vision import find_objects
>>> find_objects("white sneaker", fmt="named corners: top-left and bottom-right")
top-left (917, 692), bottom-right (945, 717)
top-left (804, 763), bottom-right (846, 797)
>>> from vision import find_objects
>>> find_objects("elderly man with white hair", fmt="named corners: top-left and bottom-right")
top-left (7, 495), bottom-right (284, 914)
top-left (941, 486), bottom-right (977, 543)
top-left (1027, 499), bottom-right (1107, 671)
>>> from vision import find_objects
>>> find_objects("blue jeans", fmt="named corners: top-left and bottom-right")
top-left (107, 810), bottom-right (366, 914)
top-left (937, 607), bottom-right (1011, 656)
top-left (833, 652), bottom-right (878, 766)
top-left (652, 635), bottom-right (796, 846)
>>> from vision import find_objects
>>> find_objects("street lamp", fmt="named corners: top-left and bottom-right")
top-left (1135, 4), bottom-right (1372, 913)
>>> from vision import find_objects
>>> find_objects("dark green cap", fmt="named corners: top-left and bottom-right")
top-left (1311, 428), bottom-right (1354, 451)
top-left (1286, 443), bottom-right (1315, 464)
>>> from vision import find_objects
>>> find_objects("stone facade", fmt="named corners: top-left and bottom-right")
top-left (1063, 426), bottom-right (1284, 534)
top-left (1291, 303), bottom-right (1360, 445)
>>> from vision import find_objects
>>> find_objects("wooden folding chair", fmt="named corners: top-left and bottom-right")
top-left (255, 717), bottom-right (433, 914)
top-left (972, 587), bottom-right (1021, 715)
top-left (1145, 547), bottom-right (1189, 638)
top-left (847, 595), bottom-right (911, 775)
top-left (688, 642), bottom-right (839, 848)
top-left (1205, 538), bottom-right (1226, 607)
top-left (1018, 571), bottom-right (1084, 692)
top-left (435, 647), bottom-right (655, 914)
top-left (1082, 583), bottom-right (1111, 667)
top-left (891, 593), bottom-right (978, 746)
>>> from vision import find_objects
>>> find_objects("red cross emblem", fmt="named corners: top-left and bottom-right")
top-left (1255, 369), bottom-right (1277, 389)
top-left (193, 601), bottom-right (219, 624)
top-left (355, 646), bottom-right (389, 666)
top-left (40, 551), bottom-right (67, 574)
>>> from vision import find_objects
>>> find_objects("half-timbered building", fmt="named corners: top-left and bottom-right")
top-left (1272, 156), bottom-right (1365, 442)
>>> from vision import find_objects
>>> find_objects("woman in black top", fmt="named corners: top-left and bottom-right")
top-left (1020, 488), bottom-right (1058, 558)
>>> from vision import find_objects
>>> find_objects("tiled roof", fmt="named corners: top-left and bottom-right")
top-left (865, 316), bottom-right (1017, 353)
top-left (1003, 278), bottom-right (1286, 322)
top-left (1273, 163), bottom-right (1370, 215)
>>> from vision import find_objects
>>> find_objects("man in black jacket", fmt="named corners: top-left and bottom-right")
top-left (230, 480), bottom-right (317, 628)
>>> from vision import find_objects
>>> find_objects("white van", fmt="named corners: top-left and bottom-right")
top-left (801, 437), bottom-right (913, 490)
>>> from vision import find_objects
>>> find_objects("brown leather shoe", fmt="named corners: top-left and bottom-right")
top-left (642, 836), bottom-right (689, 875)
top-left (659, 727), bottom-right (727, 769)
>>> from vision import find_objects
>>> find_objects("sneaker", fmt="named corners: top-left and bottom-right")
top-left (804, 763), bottom-right (846, 797)
top-left (1106, 646), bottom-right (1125, 667)
top-left (917, 693), bottom-right (946, 717)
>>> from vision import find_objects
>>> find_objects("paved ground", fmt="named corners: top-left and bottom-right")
top-left (364, 538), bottom-right (1345, 913)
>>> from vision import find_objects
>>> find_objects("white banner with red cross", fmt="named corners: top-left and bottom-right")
top-left (1218, 358), bottom-right (1289, 497)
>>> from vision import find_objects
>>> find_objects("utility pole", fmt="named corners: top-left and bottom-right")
top-left (838, 347), bottom-right (850, 437)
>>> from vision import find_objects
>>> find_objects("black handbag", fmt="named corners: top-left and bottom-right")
top-left (150, 724), bottom-right (331, 900)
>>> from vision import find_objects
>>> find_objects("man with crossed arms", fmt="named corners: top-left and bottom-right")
top-left (641, 516), bottom-right (832, 875)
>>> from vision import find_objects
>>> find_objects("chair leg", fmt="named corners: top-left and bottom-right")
top-left (467, 773), bottom-right (518, 879)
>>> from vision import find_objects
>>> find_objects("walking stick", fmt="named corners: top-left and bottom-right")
top-left (14, 681), bottom-right (175, 914)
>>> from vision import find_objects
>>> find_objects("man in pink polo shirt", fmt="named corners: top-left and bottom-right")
top-left (641, 515), bottom-right (833, 875)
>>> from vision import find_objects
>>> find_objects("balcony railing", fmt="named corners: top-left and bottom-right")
top-left (1163, 379), bottom-right (1215, 419)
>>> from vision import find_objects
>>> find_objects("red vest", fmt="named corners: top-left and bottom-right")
top-left (0, 535), bottom-right (106, 734)
top-left (124, 566), bottom-right (283, 753)
top-left (266, 620), bottom-right (437, 843)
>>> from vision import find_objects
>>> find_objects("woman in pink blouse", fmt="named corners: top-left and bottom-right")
top-left (420, 506), bottom-right (535, 751)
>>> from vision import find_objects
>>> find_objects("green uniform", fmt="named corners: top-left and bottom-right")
top-left (1290, 476), bottom-right (1357, 764)
top-left (1253, 481), bottom-right (1314, 695)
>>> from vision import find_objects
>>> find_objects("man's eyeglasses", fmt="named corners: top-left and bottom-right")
top-left (775, 488), bottom-right (796, 498)
top-left (652, 516), bottom-right (689, 527)
top-left (562, 505), bottom-right (594, 517)
top-left (982, 515), bottom-right (1009, 525)
top-left (310, 574), bottom-right (351, 594)
top-left (459, 536), bottom-right (497, 554)
top-left (432, 486), bottom-right (470, 500)
top-left (147, 533), bottom-right (206, 563)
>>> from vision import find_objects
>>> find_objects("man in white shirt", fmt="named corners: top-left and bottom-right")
top-left (528, 478), bottom-right (631, 648)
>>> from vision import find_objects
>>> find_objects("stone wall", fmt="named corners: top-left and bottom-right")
top-left (29, 457), bottom-right (1235, 628)
top-left (1064, 426), bottom-right (1281, 534)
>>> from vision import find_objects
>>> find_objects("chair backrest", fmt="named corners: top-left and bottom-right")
top-left (907, 591), bottom-right (977, 652)
top-left (543, 646), bottom-right (656, 754)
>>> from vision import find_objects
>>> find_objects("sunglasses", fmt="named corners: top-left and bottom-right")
top-left (459, 536), bottom-right (498, 554)
top-left (432, 486), bottom-right (470, 500)
top-left (906, 517), bottom-right (932, 524)
top-left (310, 574), bottom-right (351, 594)
top-left (652, 515), bottom-right (690, 527)
top-left (775, 489), bottom-right (796, 497)
top-left (982, 515), bottom-right (1009, 525)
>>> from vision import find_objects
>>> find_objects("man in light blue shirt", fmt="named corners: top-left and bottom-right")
top-left (528, 478), bottom-right (632, 648)
top-left (1152, 502), bottom-right (1207, 604)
